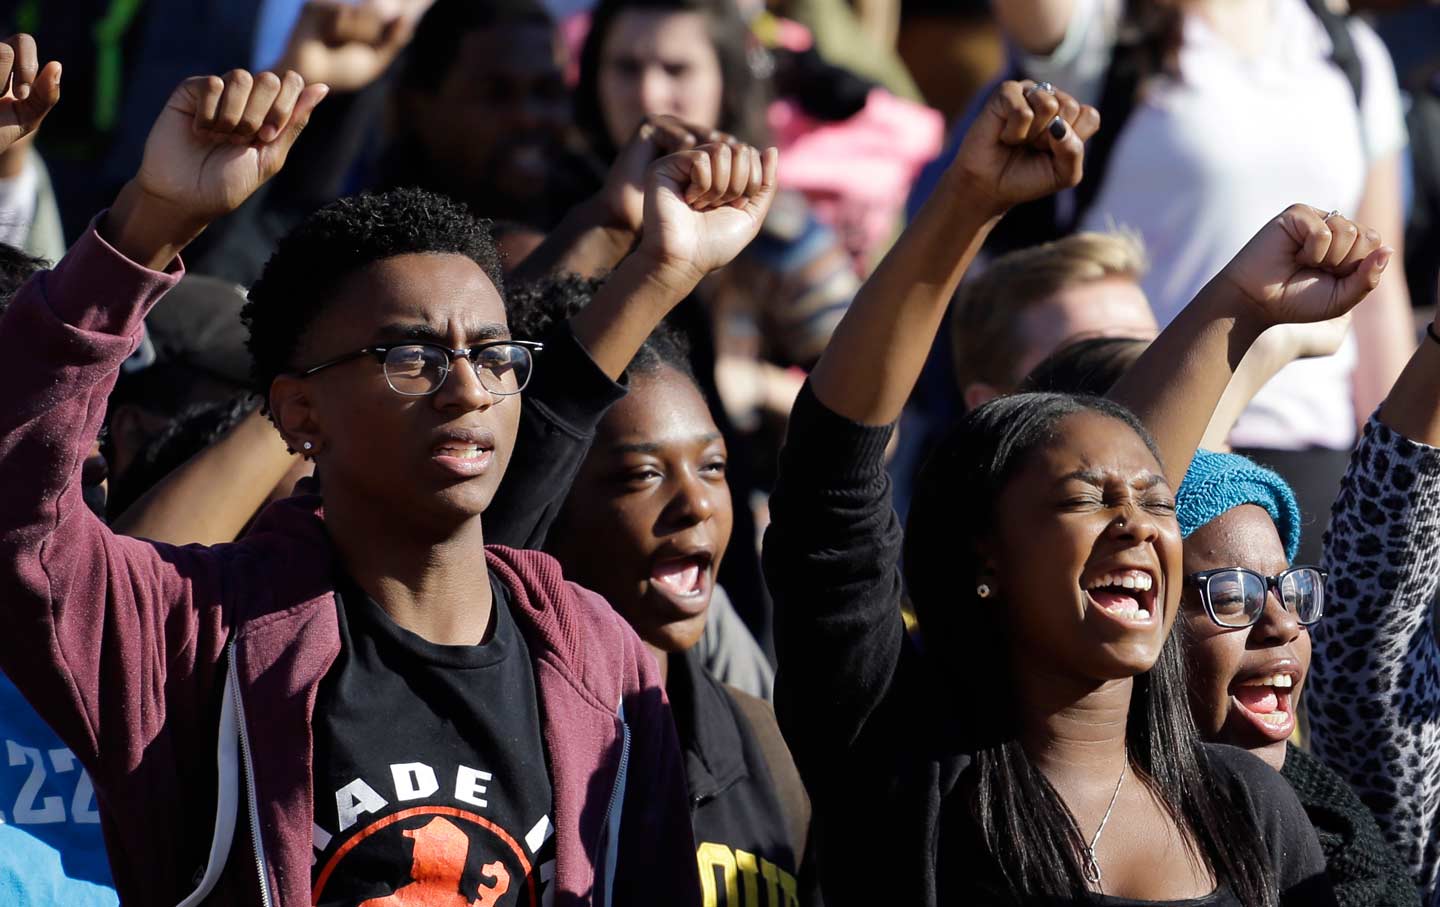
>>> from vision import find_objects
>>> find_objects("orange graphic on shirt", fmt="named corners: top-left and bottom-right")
top-left (313, 806), bottom-right (535, 907)
top-left (358, 816), bottom-right (512, 907)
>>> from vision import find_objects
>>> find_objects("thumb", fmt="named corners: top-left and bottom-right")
top-left (1334, 245), bottom-right (1394, 311)
top-left (742, 146), bottom-right (780, 218)
top-left (280, 82), bottom-right (328, 148)
top-left (13, 59), bottom-right (59, 131)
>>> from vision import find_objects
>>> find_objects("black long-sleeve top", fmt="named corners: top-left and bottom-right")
top-left (762, 383), bottom-right (1335, 906)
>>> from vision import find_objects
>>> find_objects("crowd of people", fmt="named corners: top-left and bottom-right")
top-left (1, 0), bottom-right (1440, 905)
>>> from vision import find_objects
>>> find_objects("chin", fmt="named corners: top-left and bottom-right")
top-left (649, 619), bottom-right (707, 655)
top-left (1094, 641), bottom-right (1164, 679)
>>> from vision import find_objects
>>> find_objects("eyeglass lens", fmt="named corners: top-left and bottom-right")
top-left (1204, 568), bottom-right (1324, 627)
top-left (382, 344), bottom-right (532, 396)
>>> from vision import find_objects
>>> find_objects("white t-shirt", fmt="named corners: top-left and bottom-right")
top-left (1020, 0), bottom-right (1407, 449)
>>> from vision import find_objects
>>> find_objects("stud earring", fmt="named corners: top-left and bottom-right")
top-left (302, 441), bottom-right (313, 451)
top-left (976, 583), bottom-right (992, 599)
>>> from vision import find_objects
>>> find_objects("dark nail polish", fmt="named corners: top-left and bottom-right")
top-left (1049, 117), bottom-right (1067, 140)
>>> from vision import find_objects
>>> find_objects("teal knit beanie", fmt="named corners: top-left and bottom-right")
top-left (1175, 450), bottom-right (1302, 562)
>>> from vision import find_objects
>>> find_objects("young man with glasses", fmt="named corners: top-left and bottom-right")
top-left (0, 48), bottom-right (776, 907)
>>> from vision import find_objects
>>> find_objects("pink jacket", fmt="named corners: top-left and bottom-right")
top-left (0, 223), bottom-right (701, 907)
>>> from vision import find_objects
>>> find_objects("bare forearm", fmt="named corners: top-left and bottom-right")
top-left (809, 176), bottom-right (999, 426)
top-left (511, 197), bottom-right (634, 283)
top-left (992, 0), bottom-right (1075, 56)
top-left (1351, 272), bottom-right (1414, 424)
top-left (1377, 323), bottom-right (1440, 447)
top-left (113, 410), bottom-right (300, 545)
top-left (1199, 331), bottom-right (1297, 450)
top-left (1111, 281), bottom-right (1262, 485)
top-left (567, 252), bottom-right (699, 381)
top-left (101, 181), bottom-right (208, 271)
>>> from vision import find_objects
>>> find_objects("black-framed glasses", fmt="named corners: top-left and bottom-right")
top-left (299, 340), bottom-right (543, 397)
top-left (1185, 566), bottom-right (1327, 629)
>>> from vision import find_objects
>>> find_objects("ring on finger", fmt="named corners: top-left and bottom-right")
top-left (1324, 209), bottom-right (1340, 221)
top-left (1024, 81), bottom-right (1056, 98)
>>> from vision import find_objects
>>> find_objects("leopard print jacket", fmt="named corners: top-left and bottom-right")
top-left (1309, 416), bottom-right (1440, 906)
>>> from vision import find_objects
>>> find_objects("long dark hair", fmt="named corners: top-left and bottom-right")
top-left (574, 0), bottom-right (771, 160)
top-left (904, 393), bottom-right (1276, 905)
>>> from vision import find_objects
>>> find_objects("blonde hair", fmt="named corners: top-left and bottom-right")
top-left (951, 231), bottom-right (1149, 392)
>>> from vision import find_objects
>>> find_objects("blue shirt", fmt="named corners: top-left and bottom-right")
top-left (0, 672), bottom-right (116, 906)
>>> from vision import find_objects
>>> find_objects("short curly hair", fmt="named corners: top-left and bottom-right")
top-left (241, 187), bottom-right (505, 399)
top-left (506, 273), bottom-right (696, 382)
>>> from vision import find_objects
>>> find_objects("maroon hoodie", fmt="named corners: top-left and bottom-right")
top-left (0, 223), bottom-right (702, 907)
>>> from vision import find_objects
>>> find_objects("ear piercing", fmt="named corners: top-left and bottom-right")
top-left (302, 442), bottom-right (313, 451)
top-left (976, 583), bottom-right (992, 599)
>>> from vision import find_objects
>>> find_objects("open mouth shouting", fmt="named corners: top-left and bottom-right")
top-left (647, 548), bottom-right (715, 616)
top-left (430, 428), bottom-right (496, 479)
top-left (1082, 567), bottom-right (1159, 627)
top-left (1229, 663), bottom-right (1300, 741)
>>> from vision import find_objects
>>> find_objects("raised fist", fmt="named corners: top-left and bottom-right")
top-left (944, 80), bottom-right (1099, 218)
top-left (637, 141), bottom-right (780, 284)
top-left (601, 115), bottom-right (732, 234)
top-left (274, 1), bottom-right (429, 93)
top-left (1218, 205), bottom-right (1393, 327)
top-left (133, 70), bottom-right (328, 229)
top-left (0, 35), bottom-right (60, 156)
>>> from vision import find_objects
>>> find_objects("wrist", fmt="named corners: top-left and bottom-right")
top-left (934, 167), bottom-right (1012, 225)
top-left (625, 246), bottom-right (706, 298)
top-left (102, 181), bottom-right (208, 272)
top-left (1184, 279), bottom-right (1269, 350)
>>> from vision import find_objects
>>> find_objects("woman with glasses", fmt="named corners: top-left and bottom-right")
top-left (1303, 301), bottom-right (1440, 906)
top-left (1173, 451), bottom-right (1418, 906)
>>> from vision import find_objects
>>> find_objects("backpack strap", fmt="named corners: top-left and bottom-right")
top-left (1065, 38), bottom-right (1145, 232)
top-left (1305, 0), bottom-right (1364, 109)
top-left (727, 685), bottom-right (811, 860)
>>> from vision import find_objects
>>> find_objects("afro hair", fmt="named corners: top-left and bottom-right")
top-left (506, 273), bottom-right (696, 383)
top-left (241, 187), bottom-right (504, 400)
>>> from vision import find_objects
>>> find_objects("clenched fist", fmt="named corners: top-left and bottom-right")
top-left (943, 80), bottom-right (1100, 219)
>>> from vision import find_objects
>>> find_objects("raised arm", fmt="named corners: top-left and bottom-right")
top-left (112, 408), bottom-right (302, 545)
top-left (510, 115), bottom-right (733, 282)
top-left (1198, 314), bottom-right (1353, 450)
top-left (811, 81), bottom-right (1097, 424)
top-left (1307, 295), bottom-right (1440, 896)
top-left (765, 80), bottom-right (1098, 774)
top-left (0, 58), bottom-right (324, 764)
top-left (1109, 207), bottom-right (1393, 486)
top-left (485, 139), bottom-right (777, 547)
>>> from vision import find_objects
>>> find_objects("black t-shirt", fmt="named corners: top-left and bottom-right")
top-left (310, 572), bottom-right (556, 907)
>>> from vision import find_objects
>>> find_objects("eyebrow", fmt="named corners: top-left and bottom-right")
top-left (1059, 468), bottom-right (1170, 491)
top-left (611, 433), bottom-right (723, 456)
top-left (371, 322), bottom-right (511, 344)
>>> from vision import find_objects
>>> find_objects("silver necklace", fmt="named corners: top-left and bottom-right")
top-left (1080, 757), bottom-right (1128, 886)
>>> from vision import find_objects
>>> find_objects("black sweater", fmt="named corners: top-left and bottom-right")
top-left (762, 384), bottom-right (1337, 906)
top-left (669, 647), bottom-right (820, 906)
top-left (1283, 745), bottom-right (1420, 907)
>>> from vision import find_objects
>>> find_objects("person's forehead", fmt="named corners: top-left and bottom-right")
top-left (1184, 505), bottom-right (1289, 573)
top-left (333, 253), bottom-right (507, 334)
top-left (1025, 410), bottom-right (1160, 476)
top-left (1020, 279), bottom-right (1157, 345)
top-left (606, 9), bottom-right (712, 55)
top-left (600, 370), bottom-right (719, 450)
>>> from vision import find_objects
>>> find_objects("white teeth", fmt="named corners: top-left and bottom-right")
top-left (437, 445), bottom-right (485, 460)
top-left (1240, 673), bottom-right (1294, 689)
top-left (1083, 570), bottom-right (1154, 592)
top-left (1259, 712), bottom-right (1290, 727)
top-left (1107, 608), bottom-right (1151, 621)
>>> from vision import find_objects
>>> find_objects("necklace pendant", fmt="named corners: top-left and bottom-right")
top-left (1082, 849), bottom-right (1102, 885)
